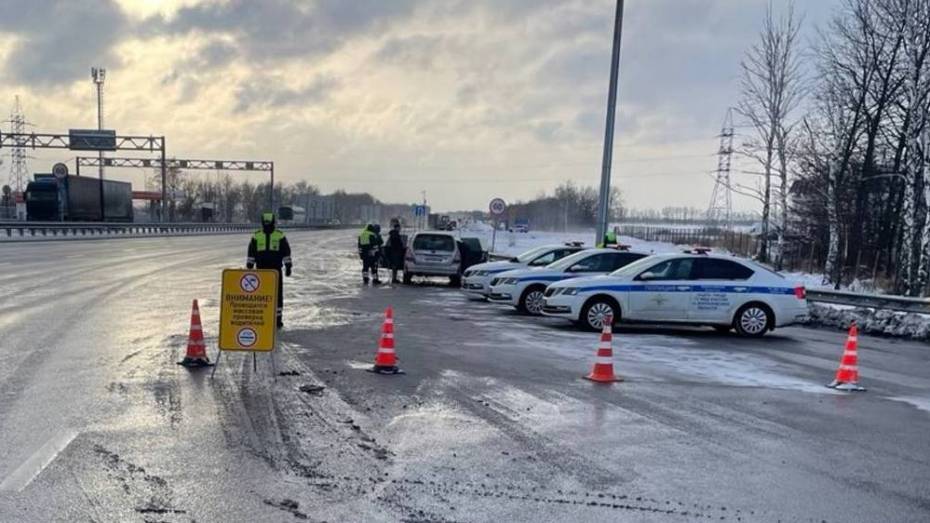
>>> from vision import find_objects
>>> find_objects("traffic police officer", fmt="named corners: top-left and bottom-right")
top-left (358, 224), bottom-right (383, 285)
top-left (246, 212), bottom-right (292, 327)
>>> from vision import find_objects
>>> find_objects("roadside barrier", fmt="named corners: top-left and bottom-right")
top-left (584, 316), bottom-right (623, 383)
top-left (0, 222), bottom-right (359, 242)
top-left (369, 306), bottom-right (404, 375)
top-left (827, 323), bottom-right (865, 392)
top-left (178, 299), bottom-right (213, 368)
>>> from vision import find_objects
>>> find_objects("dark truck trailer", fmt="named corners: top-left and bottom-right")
top-left (25, 175), bottom-right (133, 222)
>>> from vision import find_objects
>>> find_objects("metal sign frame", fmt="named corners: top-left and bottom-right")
top-left (75, 156), bottom-right (275, 213)
top-left (0, 131), bottom-right (169, 222)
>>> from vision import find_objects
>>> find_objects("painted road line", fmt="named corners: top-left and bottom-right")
top-left (0, 430), bottom-right (79, 492)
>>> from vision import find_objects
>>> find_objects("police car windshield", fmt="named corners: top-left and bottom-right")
top-left (515, 246), bottom-right (551, 263)
top-left (608, 256), bottom-right (661, 277)
top-left (546, 250), bottom-right (593, 270)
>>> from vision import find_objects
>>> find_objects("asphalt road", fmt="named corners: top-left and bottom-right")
top-left (1, 230), bottom-right (929, 522)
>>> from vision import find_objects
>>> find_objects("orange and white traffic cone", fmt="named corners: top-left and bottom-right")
top-left (177, 299), bottom-right (213, 368)
top-left (827, 323), bottom-right (865, 391)
top-left (369, 306), bottom-right (404, 375)
top-left (584, 316), bottom-right (622, 383)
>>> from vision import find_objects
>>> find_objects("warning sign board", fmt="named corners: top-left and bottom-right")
top-left (219, 269), bottom-right (278, 352)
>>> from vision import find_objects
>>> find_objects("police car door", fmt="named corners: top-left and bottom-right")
top-left (626, 257), bottom-right (695, 321)
top-left (689, 258), bottom-right (755, 322)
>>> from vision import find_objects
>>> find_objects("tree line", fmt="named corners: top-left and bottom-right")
top-left (736, 0), bottom-right (930, 296)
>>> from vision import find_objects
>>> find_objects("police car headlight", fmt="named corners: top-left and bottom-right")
top-left (562, 288), bottom-right (580, 296)
top-left (475, 270), bottom-right (487, 276)
top-left (500, 278), bottom-right (518, 285)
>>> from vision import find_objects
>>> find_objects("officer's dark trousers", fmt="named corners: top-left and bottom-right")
top-left (361, 252), bottom-right (378, 279)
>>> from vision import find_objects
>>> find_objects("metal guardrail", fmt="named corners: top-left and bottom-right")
top-left (0, 222), bottom-right (352, 241)
top-left (806, 289), bottom-right (930, 314)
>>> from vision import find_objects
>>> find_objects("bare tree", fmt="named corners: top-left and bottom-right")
top-left (736, 1), bottom-right (804, 264)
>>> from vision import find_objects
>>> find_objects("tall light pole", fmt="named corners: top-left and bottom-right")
top-left (595, 0), bottom-right (625, 246)
top-left (91, 67), bottom-right (106, 181)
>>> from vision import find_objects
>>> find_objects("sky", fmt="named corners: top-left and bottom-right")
top-left (0, 0), bottom-right (839, 213)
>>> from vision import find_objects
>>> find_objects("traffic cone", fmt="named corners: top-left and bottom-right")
top-left (369, 306), bottom-right (404, 375)
top-left (827, 323), bottom-right (865, 391)
top-left (177, 299), bottom-right (213, 368)
top-left (584, 316), bottom-right (622, 383)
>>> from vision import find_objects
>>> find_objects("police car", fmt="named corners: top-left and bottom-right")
top-left (461, 243), bottom-right (586, 299)
top-left (487, 247), bottom-right (649, 315)
top-left (541, 250), bottom-right (809, 336)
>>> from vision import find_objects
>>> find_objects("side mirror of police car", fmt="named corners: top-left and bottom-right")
top-left (638, 272), bottom-right (659, 281)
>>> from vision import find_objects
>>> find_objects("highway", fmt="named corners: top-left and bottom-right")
top-left (1, 230), bottom-right (929, 522)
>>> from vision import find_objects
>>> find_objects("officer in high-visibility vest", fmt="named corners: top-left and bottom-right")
top-left (599, 226), bottom-right (620, 248)
top-left (358, 223), bottom-right (383, 285)
top-left (246, 212), bottom-right (292, 327)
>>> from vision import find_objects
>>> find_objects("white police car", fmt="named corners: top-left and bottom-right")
top-left (541, 251), bottom-right (809, 336)
top-left (487, 248), bottom-right (649, 315)
top-left (461, 243), bottom-right (586, 299)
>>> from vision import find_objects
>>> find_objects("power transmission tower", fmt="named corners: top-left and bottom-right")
top-left (707, 108), bottom-right (734, 228)
top-left (5, 95), bottom-right (31, 194)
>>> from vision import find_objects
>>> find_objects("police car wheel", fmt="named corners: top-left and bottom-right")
top-left (403, 273), bottom-right (413, 284)
top-left (581, 299), bottom-right (618, 332)
top-left (734, 304), bottom-right (772, 337)
top-left (519, 287), bottom-right (546, 316)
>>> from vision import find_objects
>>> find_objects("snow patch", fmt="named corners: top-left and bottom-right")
top-left (808, 303), bottom-right (930, 341)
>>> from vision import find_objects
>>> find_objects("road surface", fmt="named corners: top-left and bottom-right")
top-left (1, 230), bottom-right (929, 522)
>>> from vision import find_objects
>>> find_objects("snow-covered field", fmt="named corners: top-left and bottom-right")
top-left (456, 225), bottom-right (680, 257)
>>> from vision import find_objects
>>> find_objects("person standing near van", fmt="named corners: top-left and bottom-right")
top-left (384, 220), bottom-right (406, 284)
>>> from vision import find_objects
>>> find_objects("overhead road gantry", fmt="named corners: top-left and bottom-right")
top-left (0, 129), bottom-right (169, 222)
top-left (74, 156), bottom-right (275, 212)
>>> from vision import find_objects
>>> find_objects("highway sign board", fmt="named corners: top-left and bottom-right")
top-left (414, 204), bottom-right (427, 217)
top-left (68, 129), bottom-right (117, 151)
top-left (219, 269), bottom-right (278, 352)
top-left (489, 198), bottom-right (506, 216)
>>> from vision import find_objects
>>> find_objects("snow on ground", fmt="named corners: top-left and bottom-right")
top-left (808, 302), bottom-right (930, 341)
top-left (456, 226), bottom-right (680, 257)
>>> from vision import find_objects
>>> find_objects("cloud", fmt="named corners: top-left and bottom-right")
top-left (0, 0), bottom-right (127, 86)
top-left (155, 0), bottom-right (424, 62)
top-left (234, 74), bottom-right (340, 112)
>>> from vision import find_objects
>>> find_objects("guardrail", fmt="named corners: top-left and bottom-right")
top-left (0, 222), bottom-right (353, 242)
top-left (806, 289), bottom-right (930, 314)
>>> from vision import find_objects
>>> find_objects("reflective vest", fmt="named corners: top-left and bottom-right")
top-left (254, 230), bottom-right (285, 251)
top-left (359, 228), bottom-right (374, 246)
top-left (605, 230), bottom-right (617, 244)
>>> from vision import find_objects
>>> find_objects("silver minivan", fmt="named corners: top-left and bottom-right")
top-left (404, 231), bottom-right (462, 285)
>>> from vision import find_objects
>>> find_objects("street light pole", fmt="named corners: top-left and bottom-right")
top-left (595, 0), bottom-right (626, 246)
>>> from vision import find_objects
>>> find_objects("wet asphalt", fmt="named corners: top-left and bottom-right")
top-left (1, 229), bottom-right (929, 522)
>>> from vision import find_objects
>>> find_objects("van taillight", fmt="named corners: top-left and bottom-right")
top-left (794, 286), bottom-right (806, 299)
top-left (405, 247), bottom-right (415, 262)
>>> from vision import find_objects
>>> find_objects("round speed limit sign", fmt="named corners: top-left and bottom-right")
top-left (489, 198), bottom-right (507, 216)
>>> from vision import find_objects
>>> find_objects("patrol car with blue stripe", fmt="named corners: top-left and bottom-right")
top-left (487, 248), bottom-right (649, 315)
top-left (541, 250), bottom-right (809, 336)
top-left (461, 243), bottom-right (586, 299)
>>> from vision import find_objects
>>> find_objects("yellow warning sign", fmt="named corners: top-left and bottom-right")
top-left (219, 269), bottom-right (278, 352)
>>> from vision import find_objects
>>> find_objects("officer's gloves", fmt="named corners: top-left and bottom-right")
top-left (285, 265), bottom-right (293, 277)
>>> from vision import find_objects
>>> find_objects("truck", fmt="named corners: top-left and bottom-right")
top-left (24, 174), bottom-right (133, 222)
top-left (428, 213), bottom-right (456, 231)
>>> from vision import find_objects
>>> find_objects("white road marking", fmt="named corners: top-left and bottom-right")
top-left (0, 430), bottom-right (79, 492)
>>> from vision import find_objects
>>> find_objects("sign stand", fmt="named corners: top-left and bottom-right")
top-left (212, 269), bottom-right (280, 381)
top-left (488, 198), bottom-right (506, 254)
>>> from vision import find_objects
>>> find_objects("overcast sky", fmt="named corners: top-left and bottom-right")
top-left (0, 0), bottom-right (839, 212)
